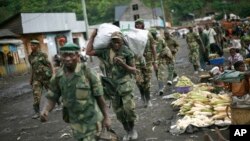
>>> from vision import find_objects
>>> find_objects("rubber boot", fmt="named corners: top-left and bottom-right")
top-left (193, 65), bottom-right (198, 74)
top-left (32, 104), bottom-right (40, 119)
top-left (138, 87), bottom-right (146, 104)
top-left (144, 90), bottom-right (152, 108)
top-left (158, 81), bottom-right (164, 96)
top-left (122, 122), bottom-right (130, 141)
top-left (128, 121), bottom-right (138, 140)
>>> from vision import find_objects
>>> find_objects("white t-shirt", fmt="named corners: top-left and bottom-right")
top-left (203, 28), bottom-right (217, 44)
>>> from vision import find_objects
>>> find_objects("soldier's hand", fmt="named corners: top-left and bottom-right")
top-left (102, 117), bottom-right (111, 129)
top-left (153, 62), bottom-right (158, 71)
top-left (40, 110), bottom-right (49, 122)
top-left (113, 57), bottom-right (124, 65)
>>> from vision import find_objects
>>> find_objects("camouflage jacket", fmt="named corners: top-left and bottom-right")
top-left (164, 37), bottom-right (179, 56)
top-left (46, 63), bottom-right (103, 139)
top-left (186, 32), bottom-right (200, 48)
top-left (95, 46), bottom-right (135, 96)
top-left (155, 37), bottom-right (173, 64)
top-left (28, 51), bottom-right (52, 81)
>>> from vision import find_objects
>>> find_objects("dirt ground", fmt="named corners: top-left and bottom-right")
top-left (0, 38), bottom-right (230, 141)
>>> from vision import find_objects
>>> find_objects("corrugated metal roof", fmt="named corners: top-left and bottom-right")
top-left (21, 13), bottom-right (85, 34)
top-left (0, 29), bottom-right (19, 38)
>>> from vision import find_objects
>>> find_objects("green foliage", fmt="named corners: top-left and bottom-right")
top-left (1, 0), bottom-right (250, 25)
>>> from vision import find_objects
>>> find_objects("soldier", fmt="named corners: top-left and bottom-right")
top-left (134, 18), bottom-right (158, 107)
top-left (28, 39), bottom-right (53, 119)
top-left (186, 27), bottom-right (204, 74)
top-left (150, 28), bottom-right (173, 95)
top-left (164, 30), bottom-right (179, 83)
top-left (40, 42), bottom-right (111, 141)
top-left (86, 30), bottom-right (138, 141)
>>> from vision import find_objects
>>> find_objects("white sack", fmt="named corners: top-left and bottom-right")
top-left (123, 29), bottom-right (148, 57)
top-left (93, 23), bottom-right (120, 49)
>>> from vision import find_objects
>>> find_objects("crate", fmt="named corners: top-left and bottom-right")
top-left (175, 86), bottom-right (192, 93)
top-left (209, 57), bottom-right (225, 65)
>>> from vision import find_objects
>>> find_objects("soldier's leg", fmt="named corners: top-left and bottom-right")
top-left (32, 81), bottom-right (42, 119)
top-left (135, 67), bottom-right (146, 103)
top-left (122, 94), bottom-right (137, 140)
top-left (167, 63), bottom-right (175, 85)
top-left (157, 63), bottom-right (167, 95)
top-left (143, 65), bottom-right (153, 107)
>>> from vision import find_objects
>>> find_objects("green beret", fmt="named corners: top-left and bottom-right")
top-left (30, 40), bottom-right (40, 44)
top-left (135, 18), bottom-right (144, 24)
top-left (60, 42), bottom-right (80, 53)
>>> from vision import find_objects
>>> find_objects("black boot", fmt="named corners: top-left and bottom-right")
top-left (122, 122), bottom-right (130, 141)
top-left (128, 121), bottom-right (138, 140)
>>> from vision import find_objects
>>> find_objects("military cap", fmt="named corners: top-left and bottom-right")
top-left (111, 32), bottom-right (123, 40)
top-left (30, 39), bottom-right (40, 44)
top-left (60, 42), bottom-right (80, 52)
top-left (135, 18), bottom-right (144, 24)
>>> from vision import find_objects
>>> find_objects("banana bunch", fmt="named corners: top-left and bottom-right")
top-left (176, 76), bottom-right (193, 87)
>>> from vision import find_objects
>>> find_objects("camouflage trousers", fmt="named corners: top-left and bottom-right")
top-left (189, 46), bottom-right (200, 67)
top-left (157, 62), bottom-right (169, 82)
top-left (32, 80), bottom-right (49, 108)
top-left (167, 62), bottom-right (176, 81)
top-left (112, 94), bottom-right (137, 123)
top-left (135, 63), bottom-right (153, 102)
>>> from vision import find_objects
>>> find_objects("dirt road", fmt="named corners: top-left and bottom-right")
top-left (0, 38), bottom-right (229, 141)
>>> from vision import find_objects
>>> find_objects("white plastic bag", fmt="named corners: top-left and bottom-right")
top-left (93, 23), bottom-right (120, 49)
top-left (123, 28), bottom-right (148, 57)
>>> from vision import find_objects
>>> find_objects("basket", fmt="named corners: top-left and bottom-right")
top-left (175, 86), bottom-right (192, 93)
top-left (209, 57), bottom-right (225, 65)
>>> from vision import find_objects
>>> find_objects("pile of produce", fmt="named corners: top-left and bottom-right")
top-left (170, 81), bottom-right (231, 135)
top-left (175, 76), bottom-right (193, 87)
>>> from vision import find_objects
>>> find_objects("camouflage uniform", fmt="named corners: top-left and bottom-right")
top-left (135, 32), bottom-right (155, 105)
top-left (154, 36), bottom-right (173, 91)
top-left (186, 32), bottom-right (201, 70)
top-left (95, 45), bottom-right (137, 125)
top-left (28, 47), bottom-right (52, 115)
top-left (164, 36), bottom-right (179, 80)
top-left (46, 63), bottom-right (103, 140)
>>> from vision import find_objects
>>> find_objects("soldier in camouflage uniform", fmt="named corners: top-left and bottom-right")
top-left (150, 28), bottom-right (173, 95)
top-left (28, 40), bottom-right (53, 119)
top-left (40, 42), bottom-right (111, 141)
top-left (164, 30), bottom-right (179, 84)
top-left (134, 19), bottom-right (158, 107)
top-left (186, 27), bottom-right (204, 74)
top-left (86, 30), bottom-right (138, 141)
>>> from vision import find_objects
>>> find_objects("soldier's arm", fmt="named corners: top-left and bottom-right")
top-left (86, 29), bottom-right (97, 56)
top-left (114, 52), bottom-right (137, 74)
top-left (40, 98), bottom-right (56, 122)
top-left (149, 33), bottom-right (157, 63)
top-left (87, 68), bottom-right (111, 128)
top-left (174, 39), bottom-right (180, 51)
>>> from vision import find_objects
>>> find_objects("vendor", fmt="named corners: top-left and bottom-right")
top-left (227, 47), bottom-right (243, 70)
top-left (229, 61), bottom-right (250, 97)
